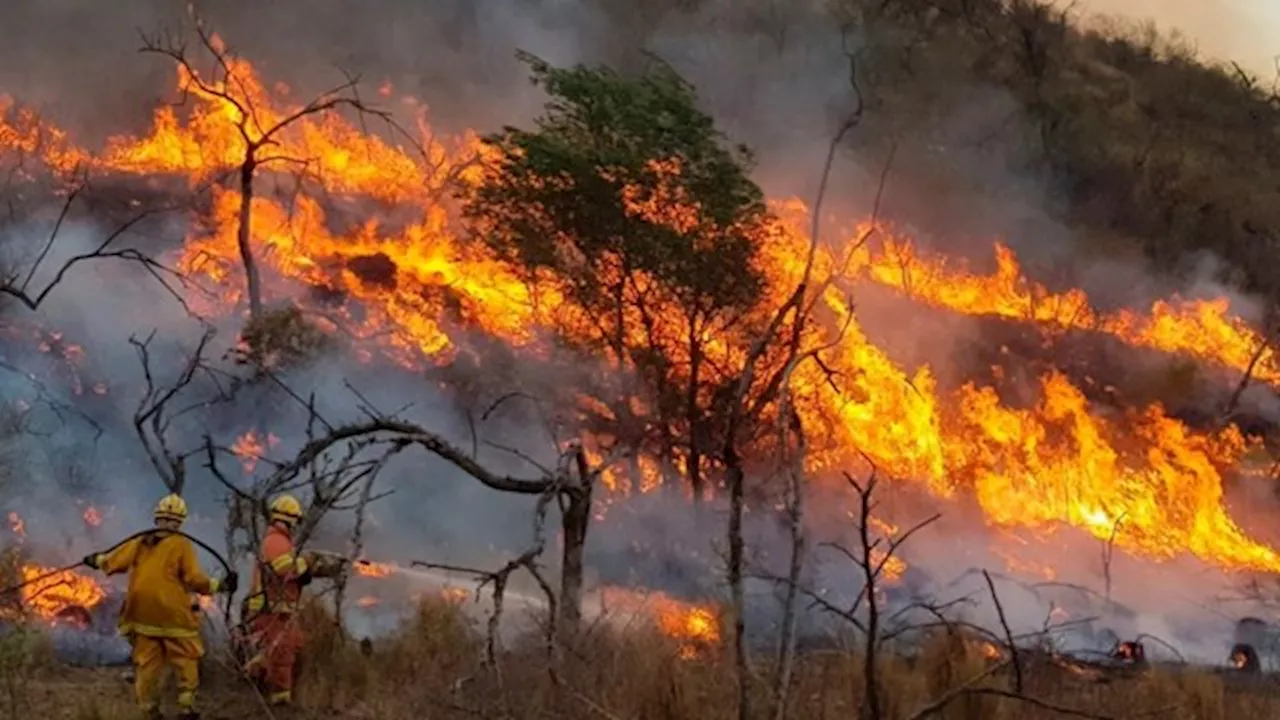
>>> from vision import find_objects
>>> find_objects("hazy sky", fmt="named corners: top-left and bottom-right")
top-left (1076, 0), bottom-right (1280, 74)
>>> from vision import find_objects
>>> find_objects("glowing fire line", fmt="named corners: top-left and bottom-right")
top-left (3, 53), bottom-right (1280, 581)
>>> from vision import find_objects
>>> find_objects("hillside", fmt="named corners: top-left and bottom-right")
top-left (4, 1), bottom-right (1280, 720)
top-left (836, 0), bottom-right (1280, 299)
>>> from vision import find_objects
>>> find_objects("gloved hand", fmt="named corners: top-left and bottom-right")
top-left (82, 553), bottom-right (101, 570)
top-left (221, 571), bottom-right (239, 595)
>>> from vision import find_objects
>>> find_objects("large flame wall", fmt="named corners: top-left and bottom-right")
top-left (2, 50), bottom-right (1279, 589)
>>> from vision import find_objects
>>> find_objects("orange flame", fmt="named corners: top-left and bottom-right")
top-left (230, 430), bottom-right (279, 474)
top-left (855, 239), bottom-right (1280, 385)
top-left (353, 561), bottom-right (394, 578)
top-left (598, 587), bottom-right (721, 659)
top-left (18, 564), bottom-right (107, 621)
top-left (3, 53), bottom-right (1280, 582)
top-left (82, 507), bottom-right (103, 528)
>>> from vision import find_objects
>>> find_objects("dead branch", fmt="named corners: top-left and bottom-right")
top-left (904, 659), bottom-right (1012, 720)
top-left (1221, 319), bottom-right (1274, 425)
top-left (332, 450), bottom-right (388, 626)
top-left (982, 570), bottom-right (1023, 693)
top-left (1101, 513), bottom-right (1125, 602)
top-left (139, 19), bottom-right (392, 322)
top-left (411, 485), bottom-right (558, 672)
top-left (260, 418), bottom-right (555, 495)
top-left (0, 193), bottom-right (192, 314)
top-left (0, 357), bottom-right (103, 439)
top-left (924, 688), bottom-right (1163, 720)
top-left (130, 325), bottom-right (230, 493)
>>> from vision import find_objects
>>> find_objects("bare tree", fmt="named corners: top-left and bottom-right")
top-left (771, 392), bottom-right (806, 720)
top-left (719, 27), bottom-right (877, 716)
top-left (138, 19), bottom-right (392, 324)
top-left (202, 395), bottom-right (616, 638)
top-left (0, 177), bottom-right (191, 313)
top-left (131, 325), bottom-right (235, 494)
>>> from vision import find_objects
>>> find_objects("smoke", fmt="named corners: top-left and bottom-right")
top-left (0, 0), bottom-right (1276, 664)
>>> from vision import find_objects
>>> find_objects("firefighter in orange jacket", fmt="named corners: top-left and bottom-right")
top-left (243, 494), bottom-right (314, 707)
top-left (84, 494), bottom-right (237, 720)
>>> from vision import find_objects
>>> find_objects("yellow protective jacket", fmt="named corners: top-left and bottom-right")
top-left (96, 532), bottom-right (220, 639)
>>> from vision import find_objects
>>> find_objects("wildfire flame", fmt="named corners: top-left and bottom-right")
top-left (17, 564), bottom-right (107, 622)
top-left (230, 430), bottom-right (280, 474)
top-left (597, 587), bottom-right (721, 659)
top-left (82, 507), bottom-right (102, 528)
top-left (854, 239), bottom-right (1280, 385)
top-left (353, 561), bottom-right (394, 578)
top-left (4, 51), bottom-right (1280, 584)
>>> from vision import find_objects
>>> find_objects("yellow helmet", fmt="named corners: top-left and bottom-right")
top-left (269, 494), bottom-right (303, 525)
top-left (154, 494), bottom-right (188, 523)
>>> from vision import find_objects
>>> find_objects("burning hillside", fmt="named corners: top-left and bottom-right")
top-left (3, 36), bottom-right (1280, 630)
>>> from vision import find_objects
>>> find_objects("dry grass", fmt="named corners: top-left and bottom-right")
top-left (10, 595), bottom-right (1280, 719)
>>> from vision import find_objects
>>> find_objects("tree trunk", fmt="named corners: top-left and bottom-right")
top-left (237, 159), bottom-right (263, 321)
top-left (726, 453), bottom-right (750, 720)
top-left (559, 452), bottom-right (594, 638)
top-left (773, 410), bottom-right (806, 720)
top-left (687, 324), bottom-right (705, 505)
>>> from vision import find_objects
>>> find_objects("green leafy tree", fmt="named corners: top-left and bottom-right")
top-left (462, 53), bottom-right (773, 500)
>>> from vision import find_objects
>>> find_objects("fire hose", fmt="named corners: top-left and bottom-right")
top-left (0, 527), bottom-right (237, 632)
top-left (1, 527), bottom-right (235, 597)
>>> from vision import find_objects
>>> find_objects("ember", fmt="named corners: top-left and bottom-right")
top-left (1111, 640), bottom-right (1146, 664)
top-left (82, 507), bottom-right (102, 528)
top-left (1230, 643), bottom-right (1260, 673)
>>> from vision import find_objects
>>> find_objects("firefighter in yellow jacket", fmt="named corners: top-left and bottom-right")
top-left (84, 494), bottom-right (237, 720)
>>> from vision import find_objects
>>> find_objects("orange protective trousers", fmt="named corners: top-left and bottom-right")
top-left (131, 634), bottom-right (203, 713)
top-left (247, 613), bottom-right (304, 704)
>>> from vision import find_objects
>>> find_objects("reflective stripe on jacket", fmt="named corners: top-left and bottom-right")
top-left (246, 523), bottom-right (307, 615)
top-left (97, 532), bottom-right (218, 639)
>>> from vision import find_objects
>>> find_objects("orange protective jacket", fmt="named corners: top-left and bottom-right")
top-left (246, 523), bottom-right (309, 615)
top-left (96, 532), bottom-right (220, 638)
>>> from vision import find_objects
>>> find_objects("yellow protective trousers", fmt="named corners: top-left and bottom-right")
top-left (131, 634), bottom-right (204, 713)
